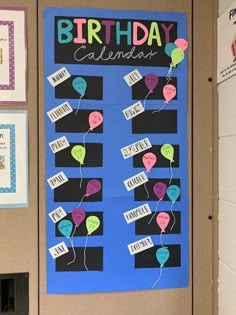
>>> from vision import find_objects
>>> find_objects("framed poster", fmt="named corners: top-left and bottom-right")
top-left (0, 111), bottom-right (28, 207)
top-left (44, 7), bottom-right (189, 294)
top-left (217, 0), bottom-right (236, 83)
top-left (0, 8), bottom-right (27, 104)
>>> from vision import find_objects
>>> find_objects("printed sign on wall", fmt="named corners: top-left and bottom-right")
top-left (0, 8), bottom-right (27, 104)
top-left (44, 7), bottom-right (189, 294)
top-left (218, 0), bottom-right (236, 83)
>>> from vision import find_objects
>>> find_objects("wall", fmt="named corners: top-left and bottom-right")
top-left (0, 1), bottom-right (38, 315)
top-left (219, 0), bottom-right (236, 314)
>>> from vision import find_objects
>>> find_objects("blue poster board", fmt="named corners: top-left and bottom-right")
top-left (44, 7), bottom-right (189, 294)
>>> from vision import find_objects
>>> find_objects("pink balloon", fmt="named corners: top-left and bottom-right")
top-left (142, 152), bottom-right (157, 172)
top-left (89, 111), bottom-right (103, 131)
top-left (71, 207), bottom-right (86, 226)
top-left (145, 73), bottom-right (158, 93)
top-left (163, 84), bottom-right (176, 104)
top-left (86, 179), bottom-right (101, 196)
top-left (153, 182), bottom-right (167, 200)
top-left (156, 212), bottom-right (170, 233)
top-left (174, 38), bottom-right (188, 51)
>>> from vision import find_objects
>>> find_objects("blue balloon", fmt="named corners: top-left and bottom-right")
top-left (58, 219), bottom-right (73, 238)
top-left (165, 43), bottom-right (177, 57)
top-left (167, 185), bottom-right (181, 203)
top-left (72, 77), bottom-right (87, 96)
top-left (156, 248), bottom-right (170, 267)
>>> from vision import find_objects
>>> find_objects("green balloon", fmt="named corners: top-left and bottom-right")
top-left (161, 144), bottom-right (174, 162)
top-left (86, 216), bottom-right (100, 235)
top-left (71, 145), bottom-right (86, 165)
top-left (171, 47), bottom-right (184, 67)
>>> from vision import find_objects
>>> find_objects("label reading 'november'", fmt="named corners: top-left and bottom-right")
top-left (124, 203), bottom-right (152, 223)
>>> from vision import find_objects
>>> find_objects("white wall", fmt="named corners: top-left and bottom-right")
top-left (219, 1), bottom-right (236, 314)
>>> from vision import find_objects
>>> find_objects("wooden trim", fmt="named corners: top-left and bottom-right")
top-left (193, 0), bottom-right (218, 314)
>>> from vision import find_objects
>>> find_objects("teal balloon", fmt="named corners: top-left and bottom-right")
top-left (167, 185), bottom-right (181, 203)
top-left (156, 248), bottom-right (170, 267)
top-left (72, 77), bottom-right (87, 96)
top-left (58, 219), bottom-right (73, 238)
top-left (165, 43), bottom-right (177, 57)
top-left (171, 47), bottom-right (185, 67)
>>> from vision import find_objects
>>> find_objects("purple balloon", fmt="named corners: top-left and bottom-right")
top-left (86, 179), bottom-right (101, 196)
top-left (153, 182), bottom-right (167, 200)
top-left (145, 73), bottom-right (158, 92)
top-left (71, 207), bottom-right (86, 226)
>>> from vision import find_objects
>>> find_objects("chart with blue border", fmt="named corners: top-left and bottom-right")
top-left (44, 7), bottom-right (189, 294)
top-left (0, 124), bottom-right (16, 193)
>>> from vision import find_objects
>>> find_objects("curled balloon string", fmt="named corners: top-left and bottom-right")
top-left (75, 194), bottom-right (87, 209)
top-left (67, 237), bottom-right (76, 265)
top-left (152, 103), bottom-right (166, 114)
top-left (143, 90), bottom-right (152, 109)
top-left (148, 199), bottom-right (161, 224)
top-left (83, 233), bottom-right (89, 271)
top-left (169, 160), bottom-right (173, 184)
top-left (160, 232), bottom-right (168, 249)
top-left (170, 201), bottom-right (176, 231)
top-left (75, 95), bottom-right (83, 115)
top-left (152, 266), bottom-right (163, 288)
top-left (166, 64), bottom-right (173, 82)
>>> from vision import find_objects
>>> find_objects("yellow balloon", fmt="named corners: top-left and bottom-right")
top-left (171, 48), bottom-right (184, 67)
top-left (161, 144), bottom-right (174, 162)
top-left (71, 145), bottom-right (86, 165)
top-left (86, 216), bottom-right (100, 235)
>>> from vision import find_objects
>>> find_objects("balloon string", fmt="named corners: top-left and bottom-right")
top-left (82, 128), bottom-right (90, 150)
top-left (76, 194), bottom-right (87, 209)
top-left (152, 266), bottom-right (163, 288)
top-left (144, 182), bottom-right (149, 199)
top-left (143, 90), bottom-right (152, 109)
top-left (160, 232), bottom-right (168, 249)
top-left (148, 199), bottom-right (161, 224)
top-left (84, 234), bottom-right (89, 271)
top-left (169, 161), bottom-right (173, 184)
top-left (166, 64), bottom-right (173, 82)
top-left (170, 202), bottom-right (176, 231)
top-left (79, 163), bottom-right (83, 189)
top-left (75, 95), bottom-right (82, 115)
top-left (152, 102), bottom-right (166, 114)
top-left (67, 237), bottom-right (76, 265)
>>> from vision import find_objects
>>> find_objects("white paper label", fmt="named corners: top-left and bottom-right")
top-left (121, 137), bottom-right (152, 159)
top-left (127, 236), bottom-right (154, 255)
top-left (124, 171), bottom-right (148, 192)
top-left (47, 67), bottom-right (71, 87)
top-left (47, 101), bottom-right (73, 123)
top-left (123, 69), bottom-right (143, 87)
top-left (48, 206), bottom-right (67, 223)
top-left (47, 171), bottom-right (68, 190)
top-left (124, 203), bottom-right (152, 224)
top-left (49, 136), bottom-right (70, 154)
top-left (48, 241), bottom-right (69, 259)
top-left (123, 101), bottom-right (145, 120)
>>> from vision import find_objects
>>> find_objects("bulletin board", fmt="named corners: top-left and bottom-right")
top-left (44, 7), bottom-right (189, 294)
